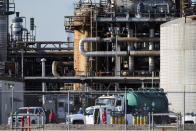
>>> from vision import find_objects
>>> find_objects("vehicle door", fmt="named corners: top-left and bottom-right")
top-left (85, 108), bottom-right (95, 124)
top-left (36, 108), bottom-right (46, 123)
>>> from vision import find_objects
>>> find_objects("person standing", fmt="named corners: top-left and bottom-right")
top-left (77, 107), bottom-right (83, 114)
top-left (49, 109), bottom-right (55, 123)
top-left (101, 108), bottom-right (107, 124)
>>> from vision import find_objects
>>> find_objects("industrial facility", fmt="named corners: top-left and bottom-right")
top-left (1, 0), bottom-right (196, 129)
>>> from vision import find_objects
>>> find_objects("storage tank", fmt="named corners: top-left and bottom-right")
top-left (160, 16), bottom-right (196, 114)
top-left (126, 88), bottom-right (168, 113)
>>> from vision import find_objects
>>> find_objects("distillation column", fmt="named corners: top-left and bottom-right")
top-left (0, 15), bottom-right (7, 62)
top-left (0, 0), bottom-right (9, 74)
top-left (74, 29), bottom-right (89, 90)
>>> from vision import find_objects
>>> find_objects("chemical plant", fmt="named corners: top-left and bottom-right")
top-left (1, 0), bottom-right (196, 130)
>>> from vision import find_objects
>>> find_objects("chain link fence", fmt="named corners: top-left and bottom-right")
top-left (0, 90), bottom-right (196, 130)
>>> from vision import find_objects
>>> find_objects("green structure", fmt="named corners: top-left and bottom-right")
top-left (126, 88), bottom-right (168, 114)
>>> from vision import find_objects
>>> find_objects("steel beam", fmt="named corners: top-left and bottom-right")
top-left (24, 76), bottom-right (159, 84)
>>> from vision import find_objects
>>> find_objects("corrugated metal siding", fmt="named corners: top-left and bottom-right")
top-left (0, 15), bottom-right (8, 62)
top-left (161, 17), bottom-right (196, 113)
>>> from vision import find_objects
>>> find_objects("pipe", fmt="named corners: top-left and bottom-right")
top-left (21, 49), bottom-right (24, 78)
top-left (117, 37), bottom-right (159, 42)
top-left (79, 37), bottom-right (160, 57)
top-left (130, 51), bottom-right (159, 56)
top-left (127, 24), bottom-right (134, 72)
top-left (79, 37), bottom-right (128, 57)
top-left (41, 58), bottom-right (46, 107)
top-left (52, 61), bottom-right (73, 77)
top-left (149, 29), bottom-right (155, 72)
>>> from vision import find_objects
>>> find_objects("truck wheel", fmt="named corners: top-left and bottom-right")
top-left (73, 120), bottom-right (84, 124)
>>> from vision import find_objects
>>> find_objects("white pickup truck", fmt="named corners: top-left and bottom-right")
top-left (66, 95), bottom-right (133, 125)
top-left (66, 105), bottom-right (115, 124)
top-left (182, 113), bottom-right (196, 124)
top-left (8, 107), bottom-right (46, 125)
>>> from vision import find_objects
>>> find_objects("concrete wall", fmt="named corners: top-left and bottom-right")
top-left (0, 80), bottom-right (24, 124)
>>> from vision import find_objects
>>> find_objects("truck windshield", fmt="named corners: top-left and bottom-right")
top-left (97, 98), bottom-right (115, 106)
top-left (16, 109), bottom-right (35, 114)
top-left (86, 108), bottom-right (94, 115)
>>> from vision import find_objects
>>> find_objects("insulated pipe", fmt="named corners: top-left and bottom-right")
top-left (41, 58), bottom-right (46, 107)
top-left (117, 37), bottom-right (159, 42)
top-left (149, 29), bottom-right (155, 72)
top-left (127, 24), bottom-right (134, 72)
top-left (52, 61), bottom-right (73, 77)
top-left (79, 37), bottom-right (128, 57)
top-left (130, 51), bottom-right (160, 56)
top-left (79, 37), bottom-right (160, 57)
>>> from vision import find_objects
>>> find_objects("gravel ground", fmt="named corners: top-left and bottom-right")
top-left (1, 124), bottom-right (196, 130)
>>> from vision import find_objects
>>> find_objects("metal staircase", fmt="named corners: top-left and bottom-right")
top-left (99, 0), bottom-right (108, 16)
top-left (100, 0), bottom-right (107, 6)
top-left (122, 0), bottom-right (127, 8)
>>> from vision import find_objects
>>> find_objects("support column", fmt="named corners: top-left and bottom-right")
top-left (127, 24), bottom-right (134, 72)
top-left (149, 29), bottom-right (155, 72)
top-left (41, 58), bottom-right (46, 107)
top-left (115, 28), bottom-right (120, 91)
top-left (21, 49), bottom-right (24, 78)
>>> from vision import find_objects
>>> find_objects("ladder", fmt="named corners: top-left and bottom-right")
top-left (100, 0), bottom-right (107, 6)
top-left (99, 0), bottom-right (108, 16)
top-left (122, 0), bottom-right (127, 8)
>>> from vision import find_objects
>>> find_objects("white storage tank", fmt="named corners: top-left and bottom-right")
top-left (160, 16), bottom-right (196, 114)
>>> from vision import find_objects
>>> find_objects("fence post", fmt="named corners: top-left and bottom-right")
top-left (68, 91), bottom-right (70, 131)
top-left (10, 113), bottom-right (13, 130)
top-left (42, 114), bottom-right (44, 131)
top-left (148, 112), bottom-right (151, 131)
top-left (183, 88), bottom-right (185, 131)
top-left (152, 112), bottom-right (154, 131)
top-left (124, 88), bottom-right (127, 130)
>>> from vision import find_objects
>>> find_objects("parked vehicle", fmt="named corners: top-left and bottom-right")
top-left (8, 107), bottom-right (46, 125)
top-left (182, 113), bottom-right (196, 124)
top-left (66, 105), bottom-right (116, 124)
top-left (66, 88), bottom-right (169, 125)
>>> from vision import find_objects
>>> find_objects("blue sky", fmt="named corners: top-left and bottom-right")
top-left (10, 0), bottom-right (74, 41)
